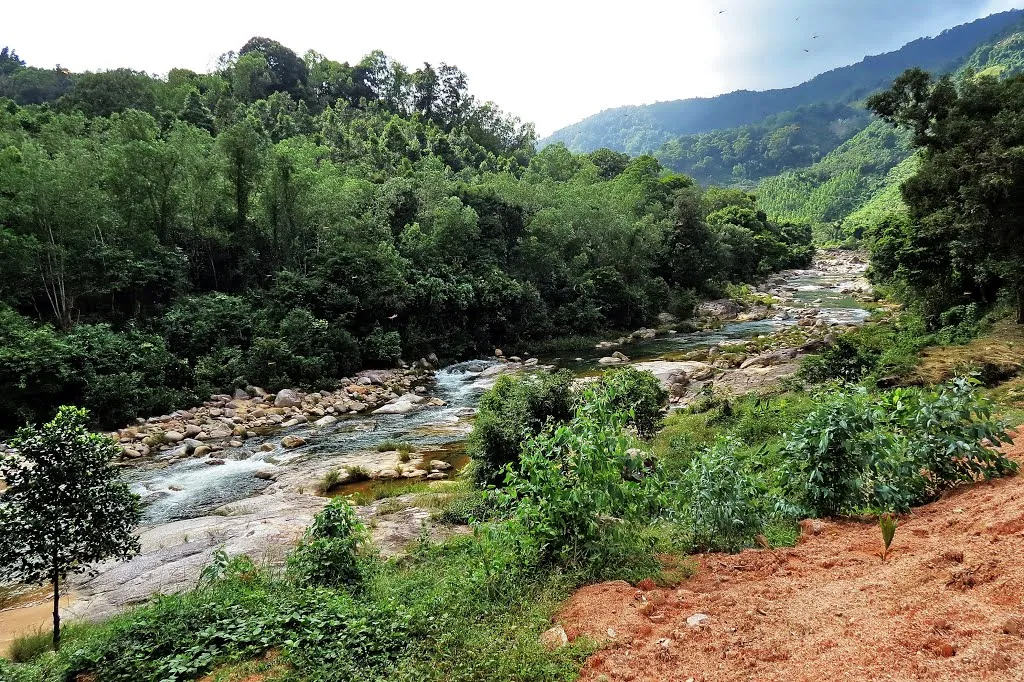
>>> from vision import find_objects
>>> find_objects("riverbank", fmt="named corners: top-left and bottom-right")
top-left (1, 250), bottom-right (876, 650)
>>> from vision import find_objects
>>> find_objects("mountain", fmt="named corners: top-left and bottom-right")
top-left (755, 19), bottom-right (1024, 237)
top-left (542, 10), bottom-right (1024, 157)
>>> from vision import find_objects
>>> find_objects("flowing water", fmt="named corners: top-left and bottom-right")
top-left (128, 259), bottom-right (870, 525)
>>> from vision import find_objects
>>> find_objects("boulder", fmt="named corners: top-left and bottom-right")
top-left (274, 389), bottom-right (302, 408)
top-left (523, 358), bottom-right (539, 367)
top-left (657, 312), bottom-right (679, 326)
top-left (430, 460), bottom-right (453, 471)
top-left (163, 431), bottom-right (184, 444)
top-left (426, 472), bottom-right (447, 480)
top-left (232, 388), bottom-right (251, 400)
top-left (314, 415), bottom-right (338, 427)
top-left (508, 356), bottom-right (522, 363)
top-left (695, 299), bottom-right (741, 320)
top-left (598, 356), bottom-right (626, 365)
top-left (494, 348), bottom-right (504, 357)
top-left (254, 469), bottom-right (279, 481)
top-left (183, 424), bottom-right (202, 439)
top-left (205, 458), bottom-right (226, 466)
top-left (612, 351), bottom-right (629, 361)
top-left (281, 435), bottom-right (306, 449)
top-left (192, 445), bottom-right (212, 458)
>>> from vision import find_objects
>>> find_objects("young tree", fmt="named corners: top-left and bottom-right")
top-left (0, 406), bottom-right (141, 650)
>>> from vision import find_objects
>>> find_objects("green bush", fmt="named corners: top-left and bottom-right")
top-left (593, 366), bottom-right (668, 439)
top-left (677, 438), bottom-right (765, 552)
top-left (287, 498), bottom-right (367, 590)
top-left (468, 370), bottom-right (576, 486)
top-left (501, 383), bottom-right (668, 569)
top-left (781, 379), bottom-right (1015, 516)
top-left (362, 327), bottom-right (403, 368)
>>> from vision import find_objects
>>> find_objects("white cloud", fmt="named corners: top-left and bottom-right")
top-left (4, 0), bottom-right (1020, 135)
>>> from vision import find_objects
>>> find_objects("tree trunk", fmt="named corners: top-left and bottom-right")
top-left (1017, 288), bottom-right (1024, 324)
top-left (52, 573), bottom-right (61, 651)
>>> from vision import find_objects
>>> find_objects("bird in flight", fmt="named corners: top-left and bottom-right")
top-left (718, 9), bottom-right (726, 13)
top-left (812, 34), bottom-right (819, 39)
top-left (803, 49), bottom-right (810, 53)
top-left (388, 314), bottom-right (398, 320)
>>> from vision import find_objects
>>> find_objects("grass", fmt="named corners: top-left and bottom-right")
top-left (376, 441), bottom-right (415, 455)
top-left (910, 318), bottom-right (1024, 386)
top-left (7, 623), bottom-right (92, 663)
top-left (316, 468), bottom-right (343, 495)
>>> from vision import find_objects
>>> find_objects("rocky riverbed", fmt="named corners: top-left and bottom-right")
top-left (1, 249), bottom-right (878, 636)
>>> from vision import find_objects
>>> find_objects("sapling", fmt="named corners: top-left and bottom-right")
top-left (879, 513), bottom-right (898, 563)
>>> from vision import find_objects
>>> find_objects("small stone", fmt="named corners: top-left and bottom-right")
top-left (229, 440), bottom-right (244, 448)
top-left (281, 435), bottom-right (306, 448)
top-left (494, 348), bottom-right (504, 357)
top-left (205, 458), bottom-right (226, 466)
top-left (686, 613), bottom-right (710, 627)
top-left (426, 472), bottom-right (447, 480)
top-left (540, 625), bottom-right (568, 650)
top-left (508, 356), bottom-right (522, 363)
top-left (314, 415), bottom-right (338, 427)
top-left (192, 445), bottom-right (212, 458)
top-left (184, 424), bottom-right (202, 439)
top-left (168, 484), bottom-right (184, 491)
top-left (254, 469), bottom-right (278, 481)
top-left (430, 460), bottom-right (453, 471)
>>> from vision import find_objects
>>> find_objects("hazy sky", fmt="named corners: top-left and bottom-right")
top-left (4, 0), bottom-right (1022, 135)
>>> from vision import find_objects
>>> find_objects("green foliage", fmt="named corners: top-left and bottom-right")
top-left (676, 438), bottom-right (765, 552)
top-left (316, 468), bottom-right (343, 495)
top-left (781, 379), bottom-right (1016, 516)
top-left (0, 406), bottom-right (141, 648)
top-left (592, 366), bottom-right (668, 439)
top-left (287, 498), bottom-right (367, 590)
top-left (879, 513), bottom-right (898, 562)
top-left (468, 370), bottom-right (576, 486)
top-left (500, 382), bottom-right (667, 570)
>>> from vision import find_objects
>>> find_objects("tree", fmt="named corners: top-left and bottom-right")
top-left (867, 68), bottom-right (1024, 322)
top-left (0, 406), bottom-right (141, 649)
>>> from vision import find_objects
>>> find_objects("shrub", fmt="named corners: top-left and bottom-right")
top-left (593, 367), bottom-right (668, 439)
top-left (677, 438), bottom-right (765, 552)
top-left (501, 382), bottom-right (668, 569)
top-left (468, 370), bottom-right (576, 486)
top-left (781, 379), bottom-right (1015, 516)
top-left (287, 498), bottom-right (366, 590)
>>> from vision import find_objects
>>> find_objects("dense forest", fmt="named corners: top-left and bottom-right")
top-left (541, 10), bottom-right (1024, 155)
top-left (0, 40), bottom-right (813, 433)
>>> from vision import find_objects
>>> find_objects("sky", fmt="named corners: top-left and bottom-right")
top-left (4, 0), bottom-right (1022, 136)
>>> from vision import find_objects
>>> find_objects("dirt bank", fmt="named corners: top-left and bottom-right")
top-left (557, 444), bottom-right (1024, 682)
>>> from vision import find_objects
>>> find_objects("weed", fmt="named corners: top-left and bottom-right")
top-left (316, 468), bottom-right (343, 495)
top-left (343, 465), bottom-right (372, 483)
top-left (376, 440), bottom-right (415, 455)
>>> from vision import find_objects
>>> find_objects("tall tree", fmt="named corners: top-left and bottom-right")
top-left (0, 406), bottom-right (141, 649)
top-left (867, 68), bottom-right (1024, 322)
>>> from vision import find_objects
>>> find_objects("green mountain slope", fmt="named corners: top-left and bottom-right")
top-left (757, 19), bottom-right (1024, 233)
top-left (542, 10), bottom-right (1024, 155)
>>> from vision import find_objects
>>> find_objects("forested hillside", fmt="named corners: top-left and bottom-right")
top-left (0, 40), bottom-right (812, 433)
top-left (756, 19), bottom-right (1024, 238)
top-left (541, 10), bottom-right (1023, 155)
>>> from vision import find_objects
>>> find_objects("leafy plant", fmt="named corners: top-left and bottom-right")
top-left (316, 468), bottom-right (343, 494)
top-left (468, 370), bottom-right (577, 486)
top-left (287, 498), bottom-right (367, 590)
top-left (592, 366), bottom-right (668, 439)
top-left (879, 513), bottom-right (898, 562)
top-left (500, 382), bottom-right (668, 570)
top-left (677, 438), bottom-right (765, 552)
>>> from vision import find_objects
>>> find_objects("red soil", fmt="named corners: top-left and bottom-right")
top-left (557, 444), bottom-right (1024, 682)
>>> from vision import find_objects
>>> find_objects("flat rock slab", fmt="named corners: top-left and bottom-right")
top-left (68, 492), bottom-right (327, 621)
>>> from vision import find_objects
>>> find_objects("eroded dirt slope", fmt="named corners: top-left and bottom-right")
top-left (558, 446), bottom-right (1024, 682)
